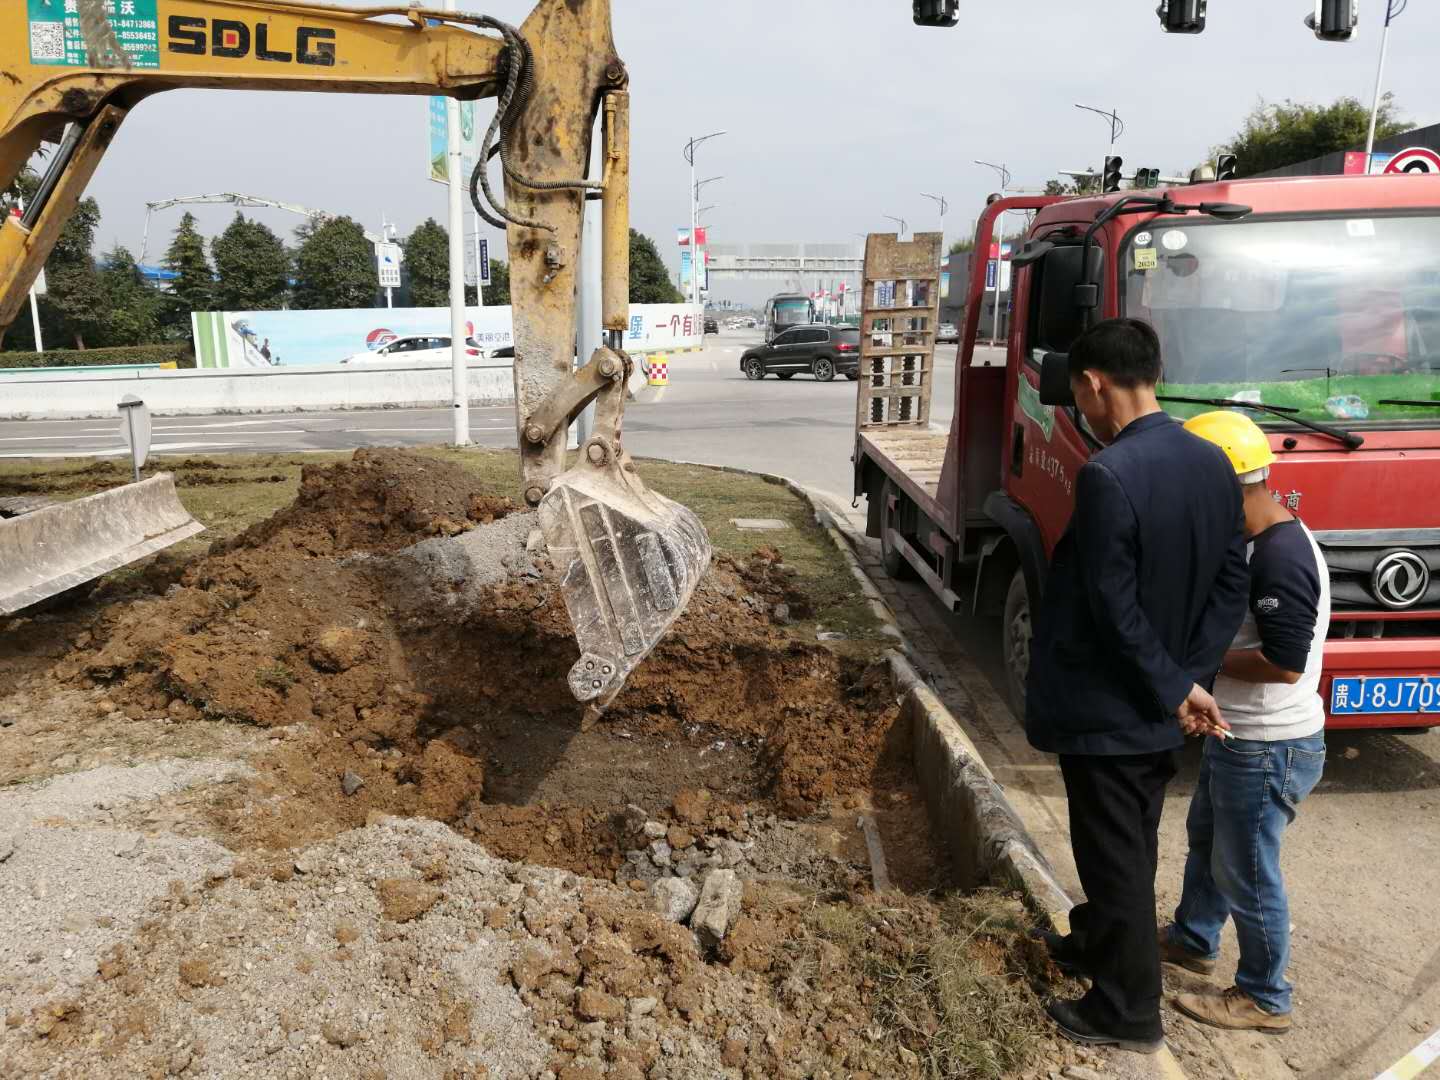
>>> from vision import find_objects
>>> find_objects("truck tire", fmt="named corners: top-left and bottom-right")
top-left (744, 358), bottom-right (766, 380)
top-left (879, 479), bottom-right (917, 581)
top-left (1002, 568), bottom-right (1031, 717)
top-left (812, 357), bottom-right (836, 382)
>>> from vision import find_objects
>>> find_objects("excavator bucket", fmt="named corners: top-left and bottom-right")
top-left (539, 452), bottom-right (711, 708)
top-left (0, 474), bottom-right (203, 615)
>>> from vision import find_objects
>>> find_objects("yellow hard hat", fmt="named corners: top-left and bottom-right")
top-left (1183, 410), bottom-right (1277, 476)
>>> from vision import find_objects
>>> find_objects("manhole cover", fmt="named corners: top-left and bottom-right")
top-left (730, 518), bottom-right (790, 531)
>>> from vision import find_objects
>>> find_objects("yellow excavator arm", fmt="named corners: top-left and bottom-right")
top-left (0, 0), bottom-right (710, 711)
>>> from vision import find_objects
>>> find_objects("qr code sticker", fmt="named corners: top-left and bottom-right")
top-left (30, 22), bottom-right (67, 61)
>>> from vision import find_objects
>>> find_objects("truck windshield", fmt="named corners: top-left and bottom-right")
top-left (1124, 215), bottom-right (1440, 426)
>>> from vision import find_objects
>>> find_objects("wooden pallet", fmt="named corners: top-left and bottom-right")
top-left (856, 232), bottom-right (943, 433)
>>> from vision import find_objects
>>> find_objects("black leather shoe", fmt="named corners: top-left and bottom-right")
top-left (1046, 999), bottom-right (1164, 1055)
top-left (1032, 929), bottom-right (1089, 977)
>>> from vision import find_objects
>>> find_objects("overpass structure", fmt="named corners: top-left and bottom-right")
top-left (706, 242), bottom-right (864, 298)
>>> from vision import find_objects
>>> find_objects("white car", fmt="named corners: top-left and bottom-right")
top-left (339, 334), bottom-right (485, 365)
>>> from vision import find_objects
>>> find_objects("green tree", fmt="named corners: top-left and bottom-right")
top-left (1044, 173), bottom-right (1100, 197)
top-left (629, 228), bottom-right (684, 304)
top-left (44, 195), bottom-right (106, 349)
top-left (401, 218), bottom-right (449, 307)
top-left (292, 216), bottom-right (376, 310)
top-left (95, 245), bottom-right (164, 346)
top-left (212, 213), bottom-right (290, 311)
top-left (948, 239), bottom-right (974, 256)
top-left (160, 212), bottom-right (213, 339)
top-left (1216, 94), bottom-right (1408, 177)
top-left (485, 257), bottom-right (510, 306)
top-left (399, 218), bottom-right (509, 306)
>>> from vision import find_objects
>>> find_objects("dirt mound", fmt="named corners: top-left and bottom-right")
top-left (55, 450), bottom-right (902, 870)
top-left (214, 446), bottom-right (517, 559)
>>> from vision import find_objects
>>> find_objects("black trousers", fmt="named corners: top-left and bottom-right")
top-left (1057, 750), bottom-right (1178, 1040)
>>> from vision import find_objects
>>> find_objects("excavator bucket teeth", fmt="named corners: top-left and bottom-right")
top-left (539, 464), bottom-right (711, 705)
top-left (0, 473), bottom-right (203, 615)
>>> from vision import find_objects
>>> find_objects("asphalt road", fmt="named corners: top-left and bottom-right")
top-left (0, 328), bottom-right (989, 509)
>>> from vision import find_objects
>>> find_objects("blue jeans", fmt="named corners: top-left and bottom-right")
top-left (1170, 734), bottom-right (1326, 1015)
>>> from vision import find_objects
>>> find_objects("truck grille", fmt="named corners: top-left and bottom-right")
top-left (1314, 530), bottom-right (1440, 612)
top-left (1328, 618), bottom-right (1440, 640)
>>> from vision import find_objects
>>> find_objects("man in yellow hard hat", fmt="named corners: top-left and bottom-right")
top-left (1161, 410), bottom-right (1329, 1035)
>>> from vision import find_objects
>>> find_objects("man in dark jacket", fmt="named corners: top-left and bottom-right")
top-left (1027, 318), bottom-right (1248, 1053)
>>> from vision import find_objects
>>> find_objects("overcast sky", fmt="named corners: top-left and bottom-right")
top-left (73, 0), bottom-right (1436, 305)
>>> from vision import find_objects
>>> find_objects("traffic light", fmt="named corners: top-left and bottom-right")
top-left (913, 0), bottom-right (960, 27)
top-left (1305, 0), bottom-right (1358, 40)
top-left (1134, 168), bottom-right (1160, 189)
top-left (1103, 156), bottom-right (1125, 194)
top-left (1157, 0), bottom-right (1207, 33)
top-left (1215, 154), bottom-right (1238, 180)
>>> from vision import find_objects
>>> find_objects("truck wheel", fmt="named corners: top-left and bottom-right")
top-left (812, 357), bottom-right (836, 382)
top-left (879, 479), bottom-right (917, 581)
top-left (744, 358), bottom-right (766, 380)
top-left (1002, 569), bottom-right (1031, 718)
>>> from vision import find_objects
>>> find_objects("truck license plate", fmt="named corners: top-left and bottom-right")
top-left (1331, 676), bottom-right (1440, 715)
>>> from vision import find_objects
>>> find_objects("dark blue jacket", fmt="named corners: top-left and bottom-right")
top-left (1025, 412), bottom-right (1249, 756)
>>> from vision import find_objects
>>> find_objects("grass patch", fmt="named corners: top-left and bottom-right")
top-left (794, 891), bottom-right (1049, 1080)
top-left (3, 446), bottom-right (886, 645)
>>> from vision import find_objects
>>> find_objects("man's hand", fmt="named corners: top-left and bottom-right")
top-left (1177, 683), bottom-right (1231, 738)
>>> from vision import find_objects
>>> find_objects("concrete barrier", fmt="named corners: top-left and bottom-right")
top-left (0, 360), bottom-right (516, 420)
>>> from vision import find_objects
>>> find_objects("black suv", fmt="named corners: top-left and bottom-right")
top-left (740, 325), bottom-right (860, 382)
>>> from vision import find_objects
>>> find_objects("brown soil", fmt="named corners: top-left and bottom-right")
top-left (41, 449), bottom-right (910, 882)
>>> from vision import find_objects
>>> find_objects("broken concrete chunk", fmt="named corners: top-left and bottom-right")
top-left (340, 770), bottom-right (364, 797)
top-left (647, 840), bottom-right (672, 868)
top-left (649, 877), bottom-right (700, 923)
top-left (114, 835), bottom-right (144, 860)
top-left (690, 869), bottom-right (743, 947)
top-left (641, 821), bottom-right (667, 841)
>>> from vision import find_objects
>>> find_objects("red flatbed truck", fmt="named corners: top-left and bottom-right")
top-left (854, 175), bottom-right (1440, 730)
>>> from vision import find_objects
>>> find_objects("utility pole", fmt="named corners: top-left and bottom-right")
top-left (1365, 1), bottom-right (1407, 174)
top-left (13, 198), bottom-right (43, 351)
top-left (444, 0), bottom-right (469, 446)
top-left (683, 132), bottom-right (725, 305)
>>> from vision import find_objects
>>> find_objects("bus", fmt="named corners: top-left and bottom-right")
top-left (763, 293), bottom-right (815, 342)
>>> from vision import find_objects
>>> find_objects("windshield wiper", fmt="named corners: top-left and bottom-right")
top-left (1158, 395), bottom-right (1365, 450)
top-left (1378, 399), bottom-right (1440, 408)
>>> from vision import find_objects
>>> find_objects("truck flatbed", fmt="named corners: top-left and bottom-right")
top-left (857, 427), bottom-right (949, 525)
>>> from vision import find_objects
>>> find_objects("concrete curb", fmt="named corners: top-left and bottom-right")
top-left (761, 472), bottom-right (1187, 1080)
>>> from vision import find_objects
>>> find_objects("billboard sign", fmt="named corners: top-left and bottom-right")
top-left (190, 304), bottom-right (705, 368)
top-left (429, 97), bottom-right (478, 185)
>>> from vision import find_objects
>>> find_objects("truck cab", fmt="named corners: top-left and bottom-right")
top-left (856, 175), bottom-right (1440, 730)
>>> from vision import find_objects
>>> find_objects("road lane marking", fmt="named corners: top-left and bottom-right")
top-left (0, 441), bottom-right (246, 458)
top-left (1376, 1026), bottom-right (1440, 1080)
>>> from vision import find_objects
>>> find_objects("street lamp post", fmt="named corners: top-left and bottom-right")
top-left (973, 161), bottom-right (1012, 345)
top-left (1074, 103), bottom-right (1124, 189)
top-left (883, 215), bottom-right (908, 239)
top-left (920, 191), bottom-right (949, 248)
top-left (1365, 1), bottom-right (1408, 174)
top-left (683, 132), bottom-right (726, 304)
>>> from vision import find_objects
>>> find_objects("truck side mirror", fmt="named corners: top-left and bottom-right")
top-left (1039, 352), bottom-right (1075, 406)
top-left (1011, 240), bottom-right (1054, 268)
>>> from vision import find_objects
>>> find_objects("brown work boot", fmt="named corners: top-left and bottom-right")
top-left (1157, 926), bottom-right (1218, 976)
top-left (1174, 987), bottom-right (1292, 1034)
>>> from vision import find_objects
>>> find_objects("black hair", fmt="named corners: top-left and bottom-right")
top-left (1068, 318), bottom-right (1162, 388)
